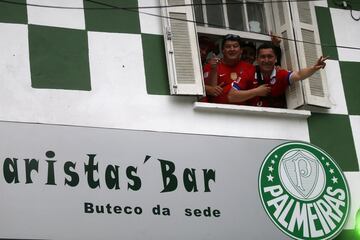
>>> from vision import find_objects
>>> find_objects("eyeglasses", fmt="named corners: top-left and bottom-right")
top-left (223, 34), bottom-right (241, 41)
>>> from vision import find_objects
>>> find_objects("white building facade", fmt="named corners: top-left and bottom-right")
top-left (0, 0), bottom-right (359, 239)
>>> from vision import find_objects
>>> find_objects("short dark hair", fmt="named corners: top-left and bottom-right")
top-left (222, 34), bottom-right (242, 49)
top-left (256, 42), bottom-right (277, 56)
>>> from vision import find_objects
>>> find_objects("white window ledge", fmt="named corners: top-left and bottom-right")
top-left (194, 102), bottom-right (311, 119)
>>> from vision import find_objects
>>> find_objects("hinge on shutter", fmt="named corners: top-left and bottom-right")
top-left (172, 84), bottom-right (178, 94)
top-left (166, 26), bottom-right (173, 40)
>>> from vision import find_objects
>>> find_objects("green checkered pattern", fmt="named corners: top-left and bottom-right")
top-left (0, 0), bottom-right (359, 238)
top-left (311, 2), bottom-right (360, 239)
top-left (0, 0), bottom-right (143, 91)
top-left (312, 2), bottom-right (359, 172)
top-left (0, 0), bottom-right (169, 93)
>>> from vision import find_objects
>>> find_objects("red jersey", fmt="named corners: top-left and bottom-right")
top-left (238, 68), bottom-right (292, 107)
top-left (203, 60), bottom-right (254, 104)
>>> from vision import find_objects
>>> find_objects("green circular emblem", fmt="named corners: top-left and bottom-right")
top-left (258, 142), bottom-right (350, 240)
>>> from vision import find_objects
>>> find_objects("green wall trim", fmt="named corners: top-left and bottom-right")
top-left (0, 0), bottom-right (27, 24)
top-left (142, 33), bottom-right (170, 95)
top-left (84, 0), bottom-right (140, 34)
top-left (308, 113), bottom-right (359, 172)
top-left (29, 25), bottom-right (91, 91)
top-left (328, 0), bottom-right (360, 11)
top-left (340, 62), bottom-right (360, 115)
top-left (315, 6), bottom-right (339, 60)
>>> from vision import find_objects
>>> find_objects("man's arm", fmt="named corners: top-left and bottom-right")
top-left (228, 84), bottom-right (271, 103)
top-left (290, 56), bottom-right (328, 82)
top-left (207, 54), bottom-right (220, 86)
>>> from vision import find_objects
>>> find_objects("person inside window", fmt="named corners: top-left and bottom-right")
top-left (241, 41), bottom-right (256, 65)
top-left (241, 33), bottom-right (282, 66)
top-left (198, 36), bottom-right (215, 66)
top-left (202, 34), bottom-right (254, 104)
top-left (227, 42), bottom-right (328, 108)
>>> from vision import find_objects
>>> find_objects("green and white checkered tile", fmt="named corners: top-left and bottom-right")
top-left (0, 1), bottom-right (359, 237)
top-left (0, 0), bottom-right (168, 91)
top-left (0, 0), bottom-right (144, 91)
top-left (310, 2), bottom-right (360, 238)
top-left (0, 0), bottom-right (160, 122)
top-left (1, 0), bottom-right (359, 156)
top-left (310, 2), bottom-right (360, 171)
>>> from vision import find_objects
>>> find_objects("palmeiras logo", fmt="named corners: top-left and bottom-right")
top-left (258, 142), bottom-right (350, 240)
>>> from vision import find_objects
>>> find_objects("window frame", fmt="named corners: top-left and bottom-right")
top-left (160, 0), bottom-right (331, 110)
top-left (195, 0), bottom-right (274, 42)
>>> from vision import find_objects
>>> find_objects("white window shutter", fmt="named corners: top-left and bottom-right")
top-left (290, 1), bottom-right (331, 108)
top-left (160, 0), bottom-right (205, 95)
top-left (271, 1), bottom-right (304, 109)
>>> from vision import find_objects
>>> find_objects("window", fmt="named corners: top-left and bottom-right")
top-left (160, 0), bottom-right (330, 109)
top-left (193, 0), bottom-right (271, 42)
top-left (194, 0), bottom-right (268, 34)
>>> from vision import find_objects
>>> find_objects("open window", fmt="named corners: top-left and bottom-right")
top-left (193, 0), bottom-right (272, 42)
top-left (160, 0), bottom-right (330, 109)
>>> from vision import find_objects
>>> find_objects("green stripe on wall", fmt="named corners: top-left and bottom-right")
top-left (308, 113), bottom-right (359, 171)
top-left (84, 0), bottom-right (140, 34)
top-left (0, 0), bottom-right (27, 24)
top-left (315, 6), bottom-right (338, 60)
top-left (29, 25), bottom-right (91, 91)
top-left (142, 33), bottom-right (170, 95)
top-left (340, 62), bottom-right (360, 115)
top-left (328, 0), bottom-right (360, 11)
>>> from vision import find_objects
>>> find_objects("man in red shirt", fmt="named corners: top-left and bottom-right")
top-left (203, 34), bottom-right (254, 104)
top-left (228, 43), bottom-right (328, 107)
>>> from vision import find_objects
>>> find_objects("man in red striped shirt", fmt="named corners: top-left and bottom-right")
top-left (228, 42), bottom-right (328, 108)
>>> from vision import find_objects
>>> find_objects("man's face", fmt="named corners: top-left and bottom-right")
top-left (257, 48), bottom-right (276, 72)
top-left (222, 40), bottom-right (242, 61)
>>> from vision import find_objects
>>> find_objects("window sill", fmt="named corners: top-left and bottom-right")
top-left (193, 102), bottom-right (311, 119)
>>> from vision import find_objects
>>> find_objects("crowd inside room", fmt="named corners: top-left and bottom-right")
top-left (198, 33), bottom-right (327, 109)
